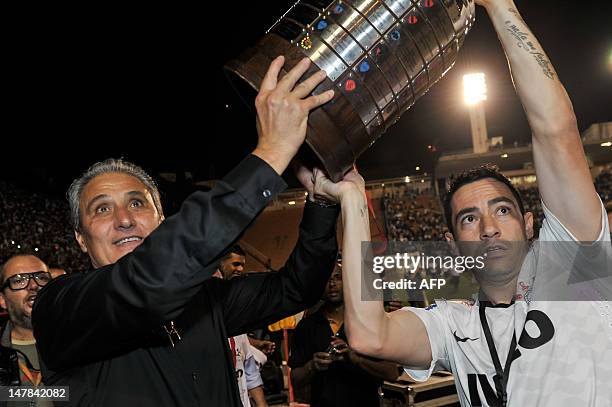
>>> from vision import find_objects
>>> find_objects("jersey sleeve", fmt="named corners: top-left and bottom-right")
top-left (401, 303), bottom-right (451, 382)
top-left (531, 199), bottom-right (612, 302)
top-left (539, 198), bottom-right (610, 243)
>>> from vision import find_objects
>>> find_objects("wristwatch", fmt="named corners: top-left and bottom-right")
top-left (306, 193), bottom-right (339, 208)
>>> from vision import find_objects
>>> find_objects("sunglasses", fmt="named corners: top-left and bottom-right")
top-left (1, 271), bottom-right (52, 291)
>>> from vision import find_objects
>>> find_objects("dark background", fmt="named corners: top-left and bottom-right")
top-left (2, 0), bottom-right (611, 198)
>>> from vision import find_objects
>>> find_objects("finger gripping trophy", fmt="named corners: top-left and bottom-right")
top-left (225, 0), bottom-right (476, 181)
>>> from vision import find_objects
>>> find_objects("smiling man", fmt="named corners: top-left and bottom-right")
top-left (71, 164), bottom-right (165, 269)
top-left (0, 254), bottom-right (53, 407)
top-left (213, 246), bottom-right (268, 407)
top-left (217, 245), bottom-right (246, 281)
top-left (31, 56), bottom-right (345, 406)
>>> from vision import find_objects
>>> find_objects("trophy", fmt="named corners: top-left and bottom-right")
top-left (225, 0), bottom-right (476, 181)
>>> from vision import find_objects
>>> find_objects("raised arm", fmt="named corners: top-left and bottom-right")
top-left (222, 200), bottom-right (339, 336)
top-left (479, 0), bottom-right (601, 239)
top-left (32, 57), bottom-right (334, 369)
top-left (320, 170), bottom-right (433, 368)
top-left (33, 156), bottom-right (288, 369)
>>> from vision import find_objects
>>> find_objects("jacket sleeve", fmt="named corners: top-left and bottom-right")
top-left (32, 155), bottom-right (286, 369)
top-left (222, 201), bottom-right (339, 337)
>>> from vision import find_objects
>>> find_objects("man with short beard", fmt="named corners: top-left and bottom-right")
top-left (0, 254), bottom-right (53, 407)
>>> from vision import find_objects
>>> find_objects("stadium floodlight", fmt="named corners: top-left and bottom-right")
top-left (464, 73), bottom-right (487, 105)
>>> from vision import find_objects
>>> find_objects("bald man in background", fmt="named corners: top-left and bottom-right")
top-left (0, 254), bottom-right (53, 406)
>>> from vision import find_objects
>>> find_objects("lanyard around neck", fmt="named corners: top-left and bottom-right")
top-left (478, 302), bottom-right (517, 407)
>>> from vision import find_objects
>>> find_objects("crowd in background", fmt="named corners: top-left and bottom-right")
top-left (595, 168), bottom-right (612, 204)
top-left (517, 184), bottom-right (544, 234)
top-left (383, 167), bottom-right (612, 245)
top-left (1, 167), bottom-right (611, 274)
top-left (380, 167), bottom-right (612, 279)
top-left (383, 184), bottom-right (445, 244)
top-left (0, 180), bottom-right (90, 272)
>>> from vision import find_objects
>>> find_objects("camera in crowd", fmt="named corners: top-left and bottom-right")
top-left (0, 345), bottom-right (20, 386)
top-left (326, 341), bottom-right (348, 361)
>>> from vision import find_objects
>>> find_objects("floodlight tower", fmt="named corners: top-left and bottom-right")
top-left (464, 73), bottom-right (488, 154)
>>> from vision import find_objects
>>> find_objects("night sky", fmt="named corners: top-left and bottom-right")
top-left (2, 0), bottom-right (611, 196)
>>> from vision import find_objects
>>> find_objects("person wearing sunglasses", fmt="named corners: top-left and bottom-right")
top-left (0, 254), bottom-right (53, 406)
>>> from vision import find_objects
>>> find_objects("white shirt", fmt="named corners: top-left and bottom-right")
top-left (230, 334), bottom-right (264, 407)
top-left (404, 201), bottom-right (612, 406)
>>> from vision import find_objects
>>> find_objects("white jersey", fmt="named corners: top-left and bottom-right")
top-left (230, 334), bottom-right (254, 407)
top-left (404, 201), bottom-right (612, 406)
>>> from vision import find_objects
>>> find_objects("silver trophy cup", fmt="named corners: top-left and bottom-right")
top-left (225, 0), bottom-right (476, 181)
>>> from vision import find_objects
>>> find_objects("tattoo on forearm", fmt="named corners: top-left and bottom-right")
top-left (360, 202), bottom-right (367, 218)
top-left (504, 20), bottom-right (556, 80)
top-left (530, 52), bottom-right (556, 80)
top-left (507, 8), bottom-right (526, 24)
top-left (505, 23), bottom-right (535, 51)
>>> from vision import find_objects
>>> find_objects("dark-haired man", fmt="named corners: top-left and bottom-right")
top-left (338, 1), bottom-right (611, 406)
top-left (217, 245), bottom-right (247, 281)
top-left (213, 245), bottom-right (269, 407)
top-left (216, 246), bottom-right (278, 356)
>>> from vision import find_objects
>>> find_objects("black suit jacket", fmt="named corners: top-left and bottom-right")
top-left (32, 155), bottom-right (339, 406)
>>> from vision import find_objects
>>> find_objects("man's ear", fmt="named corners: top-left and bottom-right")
top-left (74, 230), bottom-right (88, 253)
top-left (444, 231), bottom-right (455, 242)
top-left (524, 212), bottom-right (534, 240)
top-left (0, 292), bottom-right (7, 310)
